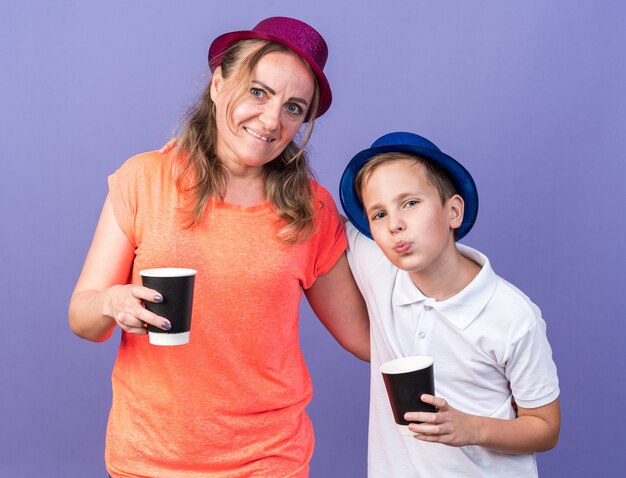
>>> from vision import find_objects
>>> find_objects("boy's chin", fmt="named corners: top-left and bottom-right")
top-left (381, 251), bottom-right (417, 272)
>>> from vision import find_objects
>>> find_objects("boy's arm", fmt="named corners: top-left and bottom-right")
top-left (405, 395), bottom-right (560, 453)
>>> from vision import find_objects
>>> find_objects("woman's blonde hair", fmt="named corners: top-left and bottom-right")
top-left (175, 39), bottom-right (320, 243)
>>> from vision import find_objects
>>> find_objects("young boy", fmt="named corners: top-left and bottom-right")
top-left (340, 132), bottom-right (560, 477)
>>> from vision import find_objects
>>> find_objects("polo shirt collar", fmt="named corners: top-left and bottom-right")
top-left (391, 243), bottom-right (498, 330)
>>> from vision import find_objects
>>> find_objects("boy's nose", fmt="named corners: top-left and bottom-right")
top-left (388, 217), bottom-right (406, 234)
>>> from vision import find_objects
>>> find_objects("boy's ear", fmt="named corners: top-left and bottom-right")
top-left (210, 66), bottom-right (224, 100)
top-left (448, 194), bottom-right (465, 230)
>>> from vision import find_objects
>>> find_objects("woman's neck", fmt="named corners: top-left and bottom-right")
top-left (222, 172), bottom-right (266, 206)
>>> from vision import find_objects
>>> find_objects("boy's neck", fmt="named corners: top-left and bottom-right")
top-left (408, 246), bottom-right (481, 302)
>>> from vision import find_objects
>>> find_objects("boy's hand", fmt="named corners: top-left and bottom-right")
top-left (405, 394), bottom-right (560, 453)
top-left (404, 394), bottom-right (479, 447)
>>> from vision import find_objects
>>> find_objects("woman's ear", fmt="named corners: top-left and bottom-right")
top-left (210, 66), bottom-right (224, 101)
top-left (448, 194), bottom-right (465, 230)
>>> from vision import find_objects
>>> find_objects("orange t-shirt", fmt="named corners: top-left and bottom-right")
top-left (106, 151), bottom-right (346, 477)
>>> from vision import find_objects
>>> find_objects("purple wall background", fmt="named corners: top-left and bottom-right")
top-left (1, 1), bottom-right (625, 476)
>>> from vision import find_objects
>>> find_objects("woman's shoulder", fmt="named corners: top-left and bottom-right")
top-left (309, 178), bottom-right (336, 205)
top-left (118, 148), bottom-right (172, 172)
top-left (112, 148), bottom-right (177, 183)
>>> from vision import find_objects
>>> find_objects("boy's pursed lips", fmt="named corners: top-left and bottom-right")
top-left (393, 241), bottom-right (411, 254)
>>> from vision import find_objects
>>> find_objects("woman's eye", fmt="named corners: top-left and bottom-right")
top-left (286, 103), bottom-right (303, 115)
top-left (250, 88), bottom-right (264, 98)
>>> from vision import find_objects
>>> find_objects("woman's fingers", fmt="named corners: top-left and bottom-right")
top-left (132, 304), bottom-right (171, 331)
top-left (130, 285), bottom-right (163, 304)
top-left (113, 286), bottom-right (171, 332)
top-left (116, 310), bottom-right (148, 335)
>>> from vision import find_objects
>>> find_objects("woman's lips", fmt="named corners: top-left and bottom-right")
top-left (244, 127), bottom-right (274, 142)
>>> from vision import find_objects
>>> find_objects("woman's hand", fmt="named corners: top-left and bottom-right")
top-left (105, 284), bottom-right (170, 335)
top-left (405, 394), bottom-right (478, 447)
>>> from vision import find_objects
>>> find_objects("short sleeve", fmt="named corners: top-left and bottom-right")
top-left (346, 221), bottom-right (389, 293)
top-left (345, 222), bottom-right (367, 290)
top-left (107, 152), bottom-right (162, 248)
top-left (505, 310), bottom-right (560, 409)
top-left (301, 182), bottom-right (347, 288)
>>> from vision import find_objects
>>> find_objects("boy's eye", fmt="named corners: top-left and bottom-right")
top-left (250, 88), bottom-right (264, 98)
top-left (404, 199), bottom-right (419, 208)
top-left (371, 211), bottom-right (386, 221)
top-left (286, 103), bottom-right (303, 115)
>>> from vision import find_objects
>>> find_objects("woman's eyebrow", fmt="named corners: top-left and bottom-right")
top-left (251, 80), bottom-right (309, 107)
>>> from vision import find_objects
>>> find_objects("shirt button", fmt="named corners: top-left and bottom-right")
top-left (424, 305), bottom-right (433, 311)
top-left (418, 331), bottom-right (426, 339)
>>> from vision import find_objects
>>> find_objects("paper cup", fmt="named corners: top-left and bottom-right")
top-left (140, 268), bottom-right (196, 346)
top-left (380, 356), bottom-right (436, 435)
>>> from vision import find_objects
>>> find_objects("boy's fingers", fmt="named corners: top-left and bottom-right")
top-left (421, 394), bottom-right (447, 410)
top-left (404, 411), bottom-right (437, 423)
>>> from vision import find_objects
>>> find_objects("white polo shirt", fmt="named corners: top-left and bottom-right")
top-left (346, 223), bottom-right (560, 478)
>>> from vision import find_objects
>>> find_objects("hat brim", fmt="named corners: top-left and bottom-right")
top-left (208, 30), bottom-right (332, 120)
top-left (340, 144), bottom-right (479, 241)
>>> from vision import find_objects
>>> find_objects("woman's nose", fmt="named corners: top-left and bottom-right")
top-left (259, 104), bottom-right (280, 131)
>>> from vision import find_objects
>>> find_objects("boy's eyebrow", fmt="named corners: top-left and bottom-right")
top-left (363, 192), bottom-right (421, 215)
top-left (251, 80), bottom-right (309, 107)
top-left (363, 202), bottom-right (381, 215)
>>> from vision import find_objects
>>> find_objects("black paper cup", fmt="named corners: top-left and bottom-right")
top-left (380, 356), bottom-right (436, 435)
top-left (140, 268), bottom-right (197, 346)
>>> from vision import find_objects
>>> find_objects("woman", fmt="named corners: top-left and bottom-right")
top-left (69, 17), bottom-right (369, 478)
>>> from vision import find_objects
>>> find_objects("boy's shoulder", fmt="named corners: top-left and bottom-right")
top-left (492, 274), bottom-right (541, 323)
top-left (345, 221), bottom-right (398, 287)
top-left (345, 222), bottom-right (389, 265)
top-left (454, 244), bottom-right (543, 331)
top-left (473, 258), bottom-right (543, 335)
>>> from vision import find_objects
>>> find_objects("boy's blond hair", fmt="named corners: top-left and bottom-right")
top-left (354, 152), bottom-right (458, 206)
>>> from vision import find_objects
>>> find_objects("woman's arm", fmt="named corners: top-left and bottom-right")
top-left (68, 194), bottom-right (170, 342)
top-left (304, 253), bottom-right (370, 361)
top-left (406, 395), bottom-right (560, 453)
